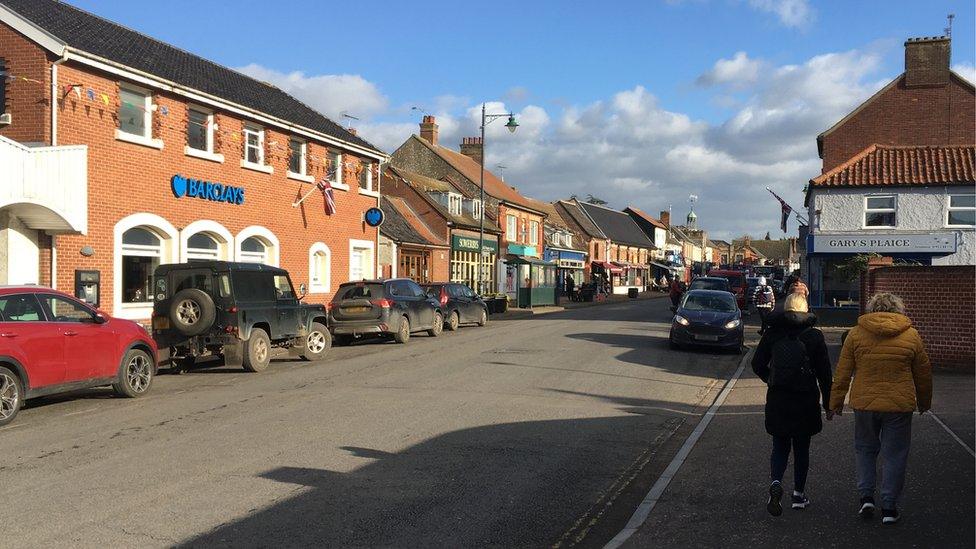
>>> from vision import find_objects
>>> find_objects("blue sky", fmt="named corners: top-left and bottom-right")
top-left (71, 0), bottom-right (976, 238)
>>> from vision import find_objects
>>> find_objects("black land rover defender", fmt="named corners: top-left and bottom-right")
top-left (150, 261), bottom-right (331, 372)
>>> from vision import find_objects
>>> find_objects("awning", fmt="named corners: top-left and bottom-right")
top-left (592, 260), bottom-right (623, 274)
top-left (506, 256), bottom-right (556, 267)
top-left (650, 261), bottom-right (672, 270)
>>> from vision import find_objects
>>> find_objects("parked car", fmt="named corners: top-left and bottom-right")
top-left (151, 261), bottom-right (331, 373)
top-left (329, 279), bottom-right (443, 345)
top-left (688, 276), bottom-right (733, 294)
top-left (707, 269), bottom-right (748, 311)
top-left (422, 283), bottom-right (489, 331)
top-left (669, 289), bottom-right (744, 353)
top-left (0, 287), bottom-right (157, 426)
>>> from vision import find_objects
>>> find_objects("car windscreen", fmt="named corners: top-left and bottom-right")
top-left (423, 285), bottom-right (444, 298)
top-left (336, 283), bottom-right (385, 300)
top-left (690, 279), bottom-right (727, 291)
top-left (681, 293), bottom-right (737, 313)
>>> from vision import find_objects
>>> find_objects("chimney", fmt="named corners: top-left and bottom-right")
top-left (419, 115), bottom-right (438, 146)
top-left (346, 127), bottom-right (358, 136)
top-left (460, 137), bottom-right (484, 166)
top-left (659, 211), bottom-right (670, 227)
top-left (743, 235), bottom-right (751, 247)
top-left (904, 36), bottom-right (950, 88)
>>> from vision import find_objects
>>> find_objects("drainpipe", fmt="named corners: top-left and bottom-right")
top-left (51, 54), bottom-right (67, 146)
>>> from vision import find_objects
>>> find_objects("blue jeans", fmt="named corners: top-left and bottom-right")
top-left (854, 411), bottom-right (912, 509)
top-left (770, 435), bottom-right (811, 492)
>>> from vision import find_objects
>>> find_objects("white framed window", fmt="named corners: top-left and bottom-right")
top-left (242, 125), bottom-right (266, 166)
top-left (349, 239), bottom-right (376, 281)
top-left (308, 242), bottom-right (332, 293)
top-left (235, 226), bottom-right (279, 266)
top-left (530, 220), bottom-right (540, 246)
top-left (506, 215), bottom-right (517, 241)
top-left (121, 227), bottom-right (161, 304)
top-left (240, 237), bottom-right (268, 263)
top-left (864, 195), bottom-right (896, 228)
top-left (469, 199), bottom-right (482, 221)
top-left (113, 213), bottom-right (179, 320)
top-left (564, 233), bottom-right (572, 248)
top-left (187, 106), bottom-right (213, 152)
top-left (118, 84), bottom-right (151, 138)
top-left (947, 194), bottom-right (975, 227)
top-left (289, 138), bottom-right (306, 175)
top-left (449, 193), bottom-right (463, 216)
top-left (359, 160), bottom-right (373, 192)
top-left (186, 233), bottom-right (220, 261)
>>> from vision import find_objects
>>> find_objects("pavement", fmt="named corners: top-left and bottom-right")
top-left (0, 296), bottom-right (740, 548)
top-left (624, 327), bottom-right (976, 549)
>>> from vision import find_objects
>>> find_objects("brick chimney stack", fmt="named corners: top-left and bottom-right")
top-left (460, 137), bottom-right (484, 166)
top-left (419, 115), bottom-right (439, 146)
top-left (904, 36), bottom-right (951, 88)
top-left (660, 211), bottom-right (670, 227)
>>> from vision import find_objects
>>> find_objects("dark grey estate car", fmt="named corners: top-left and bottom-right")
top-left (329, 279), bottom-right (442, 345)
top-left (422, 282), bottom-right (488, 331)
top-left (152, 262), bottom-right (331, 373)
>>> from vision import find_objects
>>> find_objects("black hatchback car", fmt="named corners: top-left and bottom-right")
top-left (422, 283), bottom-right (488, 331)
top-left (329, 279), bottom-right (442, 345)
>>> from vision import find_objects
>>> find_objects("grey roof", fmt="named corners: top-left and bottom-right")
top-left (379, 197), bottom-right (437, 246)
top-left (555, 201), bottom-right (606, 240)
top-left (1, 0), bottom-right (381, 154)
top-left (579, 203), bottom-right (655, 248)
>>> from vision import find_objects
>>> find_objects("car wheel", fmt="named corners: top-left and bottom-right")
top-left (333, 334), bottom-right (353, 347)
top-left (242, 328), bottom-right (271, 372)
top-left (169, 288), bottom-right (216, 336)
top-left (113, 348), bottom-right (154, 398)
top-left (446, 311), bottom-right (460, 331)
top-left (0, 366), bottom-right (23, 427)
top-left (477, 308), bottom-right (488, 327)
top-left (427, 312), bottom-right (443, 337)
top-left (394, 316), bottom-right (410, 344)
top-left (301, 322), bottom-right (332, 361)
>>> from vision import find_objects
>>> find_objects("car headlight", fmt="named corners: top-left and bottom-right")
top-left (674, 315), bottom-right (690, 326)
top-left (724, 319), bottom-right (741, 329)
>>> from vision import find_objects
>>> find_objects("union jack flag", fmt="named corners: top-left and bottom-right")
top-left (317, 179), bottom-right (337, 216)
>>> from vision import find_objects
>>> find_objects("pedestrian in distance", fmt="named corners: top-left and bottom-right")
top-left (751, 293), bottom-right (833, 517)
top-left (785, 272), bottom-right (809, 299)
top-left (829, 293), bottom-right (931, 525)
top-left (753, 276), bottom-right (776, 335)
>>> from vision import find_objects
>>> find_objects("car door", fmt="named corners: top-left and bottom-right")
top-left (461, 285), bottom-right (481, 321)
top-left (0, 293), bottom-right (65, 389)
top-left (387, 281), bottom-right (413, 326)
top-left (38, 294), bottom-right (116, 382)
top-left (273, 274), bottom-right (299, 338)
top-left (405, 280), bottom-right (433, 328)
top-left (451, 285), bottom-right (471, 323)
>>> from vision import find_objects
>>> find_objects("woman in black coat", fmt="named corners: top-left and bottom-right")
top-left (751, 293), bottom-right (832, 517)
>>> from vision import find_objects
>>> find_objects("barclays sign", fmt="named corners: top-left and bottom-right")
top-left (171, 174), bottom-right (245, 205)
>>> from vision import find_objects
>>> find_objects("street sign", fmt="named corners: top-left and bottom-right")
top-left (808, 233), bottom-right (958, 254)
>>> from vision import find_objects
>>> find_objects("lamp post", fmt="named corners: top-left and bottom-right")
top-left (476, 103), bottom-right (518, 296)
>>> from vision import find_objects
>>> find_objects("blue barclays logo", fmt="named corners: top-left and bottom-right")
top-left (171, 174), bottom-right (245, 205)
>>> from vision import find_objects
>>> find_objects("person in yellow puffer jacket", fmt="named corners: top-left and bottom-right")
top-left (829, 292), bottom-right (932, 525)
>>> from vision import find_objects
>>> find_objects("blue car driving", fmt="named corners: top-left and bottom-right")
top-left (669, 289), bottom-right (744, 352)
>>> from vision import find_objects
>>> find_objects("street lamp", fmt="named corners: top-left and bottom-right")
top-left (476, 103), bottom-right (518, 296)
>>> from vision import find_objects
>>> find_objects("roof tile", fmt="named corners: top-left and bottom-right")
top-left (811, 144), bottom-right (976, 187)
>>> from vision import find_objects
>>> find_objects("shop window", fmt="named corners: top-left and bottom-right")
top-left (506, 215), bottom-right (517, 241)
top-left (328, 150), bottom-right (343, 185)
top-left (947, 194), bottom-right (975, 227)
top-left (289, 138), bottom-right (306, 175)
top-left (243, 125), bottom-right (264, 165)
top-left (530, 221), bottom-right (540, 246)
top-left (864, 195), bottom-right (896, 228)
top-left (308, 243), bottom-right (331, 293)
top-left (359, 160), bottom-right (373, 191)
top-left (119, 85), bottom-right (152, 138)
top-left (121, 227), bottom-right (162, 304)
top-left (187, 106), bottom-right (213, 152)
top-left (186, 232), bottom-right (220, 262)
top-left (240, 236), bottom-right (268, 264)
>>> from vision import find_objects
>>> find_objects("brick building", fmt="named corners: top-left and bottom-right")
top-left (0, 0), bottom-right (386, 321)
top-left (553, 199), bottom-right (609, 282)
top-left (804, 36), bottom-right (975, 308)
top-left (377, 196), bottom-right (450, 283)
top-left (390, 117), bottom-right (546, 298)
top-left (577, 202), bottom-right (654, 294)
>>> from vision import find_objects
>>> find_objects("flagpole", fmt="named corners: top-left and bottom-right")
top-left (766, 187), bottom-right (808, 225)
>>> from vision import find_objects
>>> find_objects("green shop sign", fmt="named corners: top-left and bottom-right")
top-left (452, 235), bottom-right (499, 254)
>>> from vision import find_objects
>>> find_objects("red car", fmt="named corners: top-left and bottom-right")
top-left (0, 286), bottom-right (157, 426)
top-left (707, 270), bottom-right (748, 310)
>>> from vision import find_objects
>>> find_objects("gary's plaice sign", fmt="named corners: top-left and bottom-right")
top-left (809, 233), bottom-right (957, 254)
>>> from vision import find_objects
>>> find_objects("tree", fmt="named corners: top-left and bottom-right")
top-left (586, 194), bottom-right (608, 205)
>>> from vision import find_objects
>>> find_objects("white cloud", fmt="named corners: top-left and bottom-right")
top-left (747, 0), bottom-right (814, 28)
top-left (952, 63), bottom-right (976, 84)
top-left (236, 63), bottom-right (388, 120)
top-left (696, 51), bottom-right (764, 88)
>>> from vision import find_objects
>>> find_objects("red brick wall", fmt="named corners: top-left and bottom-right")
top-left (498, 204), bottom-right (543, 256)
top-left (0, 22), bottom-right (52, 144)
top-left (860, 265), bottom-right (975, 369)
top-left (44, 60), bottom-right (379, 317)
top-left (821, 75), bottom-right (976, 172)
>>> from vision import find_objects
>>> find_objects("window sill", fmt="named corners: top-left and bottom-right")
top-left (240, 160), bottom-right (274, 174)
top-left (287, 171), bottom-right (315, 184)
top-left (330, 181), bottom-right (350, 192)
top-left (308, 285), bottom-right (330, 294)
top-left (115, 130), bottom-right (163, 150)
top-left (116, 302), bottom-right (153, 320)
top-left (359, 188), bottom-right (380, 199)
top-left (184, 146), bottom-right (224, 163)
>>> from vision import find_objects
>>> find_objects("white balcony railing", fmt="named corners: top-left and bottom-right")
top-left (0, 135), bottom-right (87, 234)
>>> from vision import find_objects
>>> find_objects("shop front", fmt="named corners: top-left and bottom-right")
top-left (506, 256), bottom-right (557, 308)
top-left (806, 232), bottom-right (959, 308)
top-left (501, 243), bottom-right (539, 302)
top-left (544, 248), bottom-right (585, 300)
top-left (612, 261), bottom-right (649, 295)
top-left (451, 233), bottom-right (498, 294)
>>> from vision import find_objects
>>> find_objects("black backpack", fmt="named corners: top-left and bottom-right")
top-left (769, 330), bottom-right (816, 391)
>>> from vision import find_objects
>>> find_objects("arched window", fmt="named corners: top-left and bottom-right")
top-left (308, 242), bottom-right (331, 293)
top-left (240, 236), bottom-right (268, 263)
top-left (121, 227), bottom-right (162, 304)
top-left (186, 232), bottom-right (220, 262)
